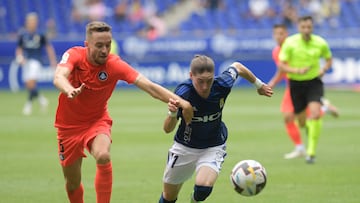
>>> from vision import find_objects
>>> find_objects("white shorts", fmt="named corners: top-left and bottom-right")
top-left (162, 142), bottom-right (227, 185)
top-left (22, 59), bottom-right (42, 82)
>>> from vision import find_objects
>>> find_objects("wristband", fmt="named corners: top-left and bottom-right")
top-left (253, 78), bottom-right (264, 89)
top-left (168, 111), bottom-right (177, 118)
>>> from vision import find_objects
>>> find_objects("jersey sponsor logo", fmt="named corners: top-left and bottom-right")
top-left (183, 125), bottom-right (192, 142)
top-left (98, 71), bottom-right (108, 81)
top-left (23, 34), bottom-right (41, 49)
top-left (192, 112), bottom-right (222, 122)
top-left (60, 52), bottom-right (69, 64)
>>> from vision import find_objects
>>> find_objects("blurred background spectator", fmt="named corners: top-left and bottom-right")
top-left (248, 0), bottom-right (276, 20)
top-left (0, 0), bottom-right (359, 40)
top-left (280, 0), bottom-right (299, 28)
top-left (0, 0), bottom-right (359, 91)
top-left (322, 0), bottom-right (341, 28)
top-left (71, 0), bottom-right (109, 22)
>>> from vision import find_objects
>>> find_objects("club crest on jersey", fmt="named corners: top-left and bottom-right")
top-left (59, 153), bottom-right (65, 161)
top-left (219, 98), bottom-right (224, 108)
top-left (98, 71), bottom-right (108, 81)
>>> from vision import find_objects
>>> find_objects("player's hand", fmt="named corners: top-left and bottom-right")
top-left (257, 84), bottom-right (273, 97)
top-left (296, 67), bottom-right (309, 75)
top-left (168, 98), bottom-right (179, 113)
top-left (318, 69), bottom-right (328, 78)
top-left (178, 100), bottom-right (193, 125)
top-left (67, 83), bottom-right (85, 99)
top-left (16, 55), bottom-right (25, 65)
top-left (168, 98), bottom-right (193, 124)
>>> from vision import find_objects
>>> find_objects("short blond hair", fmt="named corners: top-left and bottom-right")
top-left (86, 21), bottom-right (112, 39)
top-left (26, 12), bottom-right (38, 21)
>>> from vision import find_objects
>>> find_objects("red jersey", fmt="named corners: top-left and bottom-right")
top-left (273, 46), bottom-right (293, 113)
top-left (272, 45), bottom-right (281, 66)
top-left (272, 45), bottom-right (288, 81)
top-left (55, 46), bottom-right (139, 129)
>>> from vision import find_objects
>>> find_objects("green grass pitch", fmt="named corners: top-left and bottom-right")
top-left (0, 87), bottom-right (359, 203)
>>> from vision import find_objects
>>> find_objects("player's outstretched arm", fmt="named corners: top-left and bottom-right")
top-left (134, 74), bottom-right (193, 125)
top-left (231, 62), bottom-right (273, 97)
top-left (15, 47), bottom-right (25, 65)
top-left (268, 68), bottom-right (286, 88)
top-left (45, 43), bottom-right (57, 68)
top-left (319, 57), bottom-right (332, 77)
top-left (53, 65), bottom-right (85, 99)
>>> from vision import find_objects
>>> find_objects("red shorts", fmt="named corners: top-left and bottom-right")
top-left (281, 86), bottom-right (294, 113)
top-left (57, 118), bottom-right (112, 167)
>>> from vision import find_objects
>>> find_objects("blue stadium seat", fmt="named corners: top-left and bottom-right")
top-left (0, 0), bottom-right (358, 38)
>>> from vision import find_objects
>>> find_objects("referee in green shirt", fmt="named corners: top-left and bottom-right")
top-left (278, 16), bottom-right (332, 164)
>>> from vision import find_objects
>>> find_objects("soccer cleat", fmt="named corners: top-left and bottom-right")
top-left (190, 199), bottom-right (202, 203)
top-left (190, 193), bottom-right (202, 203)
top-left (284, 149), bottom-right (306, 159)
top-left (39, 96), bottom-right (49, 113)
top-left (306, 155), bottom-right (316, 164)
top-left (22, 102), bottom-right (32, 115)
top-left (321, 98), bottom-right (339, 118)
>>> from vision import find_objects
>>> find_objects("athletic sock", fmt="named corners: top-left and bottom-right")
top-left (28, 89), bottom-right (39, 101)
top-left (306, 119), bottom-right (323, 156)
top-left (285, 121), bottom-right (302, 145)
top-left (66, 183), bottom-right (84, 203)
top-left (95, 162), bottom-right (113, 203)
top-left (159, 193), bottom-right (177, 203)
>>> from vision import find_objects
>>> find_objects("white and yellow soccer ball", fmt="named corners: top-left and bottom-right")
top-left (230, 159), bottom-right (267, 196)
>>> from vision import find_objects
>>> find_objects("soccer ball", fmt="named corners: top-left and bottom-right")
top-left (230, 159), bottom-right (267, 196)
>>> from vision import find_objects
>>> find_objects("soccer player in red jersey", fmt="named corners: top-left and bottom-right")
top-left (53, 21), bottom-right (193, 203)
top-left (269, 23), bottom-right (339, 160)
top-left (268, 24), bottom-right (306, 159)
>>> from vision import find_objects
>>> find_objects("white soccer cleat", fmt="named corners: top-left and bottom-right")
top-left (23, 102), bottom-right (32, 116)
top-left (284, 149), bottom-right (306, 159)
top-left (321, 98), bottom-right (339, 118)
top-left (39, 96), bottom-right (49, 112)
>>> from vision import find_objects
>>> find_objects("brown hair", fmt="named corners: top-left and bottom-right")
top-left (190, 55), bottom-right (215, 75)
top-left (86, 21), bottom-right (112, 39)
top-left (273, 23), bottom-right (287, 30)
top-left (298, 15), bottom-right (313, 23)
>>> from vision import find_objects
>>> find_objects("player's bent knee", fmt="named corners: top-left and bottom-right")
top-left (94, 151), bottom-right (111, 164)
top-left (66, 180), bottom-right (81, 191)
top-left (284, 115), bottom-right (296, 123)
top-left (193, 185), bottom-right (213, 201)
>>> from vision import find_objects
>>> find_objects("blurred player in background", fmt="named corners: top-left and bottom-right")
top-left (15, 12), bottom-right (57, 115)
top-left (278, 16), bottom-right (335, 164)
top-left (53, 21), bottom-right (193, 203)
top-left (158, 55), bottom-right (273, 203)
top-left (269, 23), bottom-right (339, 160)
top-left (110, 38), bottom-right (119, 55)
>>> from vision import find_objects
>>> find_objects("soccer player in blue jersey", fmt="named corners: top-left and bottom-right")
top-left (158, 55), bottom-right (273, 203)
top-left (15, 12), bottom-right (57, 115)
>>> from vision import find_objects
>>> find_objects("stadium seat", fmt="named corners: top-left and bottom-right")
top-left (1, 0), bottom-right (360, 38)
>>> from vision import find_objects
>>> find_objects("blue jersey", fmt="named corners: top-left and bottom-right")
top-left (17, 31), bottom-right (48, 62)
top-left (174, 67), bottom-right (239, 149)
